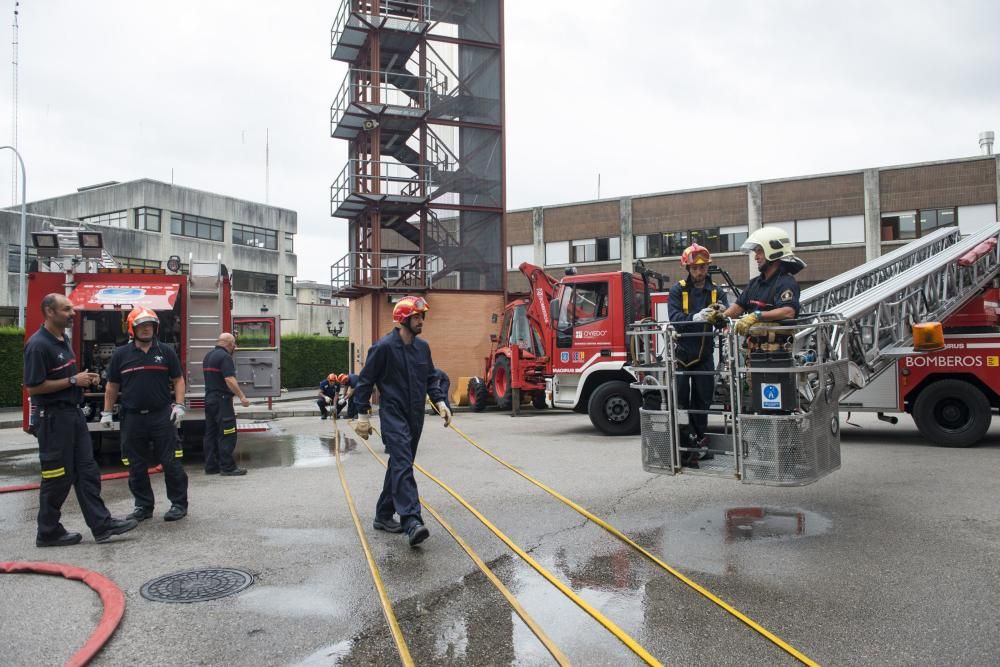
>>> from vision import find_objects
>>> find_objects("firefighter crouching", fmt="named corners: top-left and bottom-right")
top-left (723, 226), bottom-right (804, 340)
top-left (102, 307), bottom-right (189, 522)
top-left (317, 373), bottom-right (339, 420)
top-left (25, 293), bottom-right (139, 546)
top-left (338, 372), bottom-right (359, 420)
top-left (202, 333), bottom-right (251, 476)
top-left (668, 244), bottom-right (729, 468)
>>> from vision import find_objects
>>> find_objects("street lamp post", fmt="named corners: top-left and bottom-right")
top-left (1, 146), bottom-right (27, 329)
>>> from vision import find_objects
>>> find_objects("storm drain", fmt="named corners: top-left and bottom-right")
top-left (140, 567), bottom-right (254, 603)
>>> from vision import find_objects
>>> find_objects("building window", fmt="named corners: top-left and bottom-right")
top-left (231, 270), bottom-right (278, 294)
top-left (381, 255), bottom-right (402, 281)
top-left (171, 212), bottom-right (224, 241)
top-left (830, 215), bottom-right (865, 244)
top-left (136, 207), bottom-right (161, 232)
top-left (718, 225), bottom-right (748, 252)
top-left (284, 276), bottom-right (294, 296)
top-left (795, 218), bottom-right (830, 247)
top-left (232, 222), bottom-right (277, 250)
top-left (118, 257), bottom-right (162, 269)
top-left (881, 208), bottom-right (956, 241)
top-left (634, 233), bottom-right (663, 259)
top-left (7, 243), bottom-right (37, 271)
top-left (81, 210), bottom-right (128, 228)
top-left (508, 244), bottom-right (533, 270)
top-left (596, 237), bottom-right (620, 261)
top-left (284, 231), bottom-right (294, 253)
top-left (545, 240), bottom-right (569, 265)
top-left (572, 239), bottom-right (596, 263)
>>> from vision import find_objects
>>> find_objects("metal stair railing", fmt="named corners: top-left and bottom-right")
top-left (800, 225), bottom-right (963, 313)
top-left (819, 222), bottom-right (1000, 384)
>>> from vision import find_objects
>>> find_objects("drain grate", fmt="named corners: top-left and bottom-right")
top-left (140, 567), bottom-right (254, 603)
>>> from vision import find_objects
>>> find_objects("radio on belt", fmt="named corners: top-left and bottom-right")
top-left (750, 351), bottom-right (798, 414)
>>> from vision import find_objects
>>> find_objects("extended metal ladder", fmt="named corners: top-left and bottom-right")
top-left (800, 225), bottom-right (962, 313)
top-left (807, 222), bottom-right (1000, 386)
top-left (185, 258), bottom-right (225, 399)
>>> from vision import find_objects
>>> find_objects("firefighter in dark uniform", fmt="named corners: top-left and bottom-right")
top-left (353, 296), bottom-right (450, 547)
top-left (668, 244), bottom-right (730, 467)
top-left (317, 373), bottom-right (339, 420)
top-left (24, 293), bottom-right (139, 546)
top-left (102, 307), bottom-right (188, 522)
top-left (723, 226), bottom-right (805, 332)
top-left (337, 372), bottom-right (359, 419)
top-left (202, 332), bottom-right (250, 475)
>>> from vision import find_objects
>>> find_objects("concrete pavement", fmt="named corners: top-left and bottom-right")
top-left (0, 410), bottom-right (998, 665)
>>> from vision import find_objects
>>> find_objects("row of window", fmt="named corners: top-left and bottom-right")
top-left (230, 270), bottom-right (295, 296)
top-left (80, 208), bottom-right (293, 252)
top-left (880, 208), bottom-right (955, 241)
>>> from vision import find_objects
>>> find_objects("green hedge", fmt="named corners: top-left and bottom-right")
top-left (280, 334), bottom-right (349, 390)
top-left (0, 327), bottom-right (24, 407)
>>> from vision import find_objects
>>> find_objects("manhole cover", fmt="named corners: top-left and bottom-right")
top-left (140, 567), bottom-right (254, 603)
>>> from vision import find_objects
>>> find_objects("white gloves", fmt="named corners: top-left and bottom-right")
top-left (354, 413), bottom-right (372, 440)
top-left (436, 401), bottom-right (452, 427)
top-left (170, 403), bottom-right (186, 425)
top-left (100, 411), bottom-right (114, 429)
top-left (692, 307), bottom-right (715, 323)
top-left (691, 310), bottom-right (707, 323)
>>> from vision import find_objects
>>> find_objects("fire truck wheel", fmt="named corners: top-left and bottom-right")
top-left (468, 377), bottom-right (488, 412)
top-left (531, 391), bottom-right (548, 410)
top-left (588, 381), bottom-right (640, 436)
top-left (912, 379), bottom-right (991, 447)
top-left (492, 356), bottom-right (513, 410)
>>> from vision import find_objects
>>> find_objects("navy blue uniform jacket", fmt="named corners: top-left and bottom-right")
top-left (667, 277), bottom-right (729, 360)
top-left (736, 268), bottom-right (801, 317)
top-left (354, 329), bottom-right (446, 444)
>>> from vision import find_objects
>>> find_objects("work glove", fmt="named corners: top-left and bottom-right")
top-left (734, 312), bottom-right (760, 335)
top-left (436, 401), bottom-right (452, 428)
top-left (170, 404), bottom-right (186, 426)
top-left (354, 413), bottom-right (372, 441)
top-left (100, 411), bottom-right (114, 429)
top-left (691, 310), bottom-right (707, 323)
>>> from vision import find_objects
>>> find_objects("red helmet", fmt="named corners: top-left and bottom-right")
top-left (392, 296), bottom-right (429, 323)
top-left (337, 373), bottom-right (349, 384)
top-left (127, 307), bottom-right (159, 337)
top-left (327, 373), bottom-right (337, 383)
top-left (680, 243), bottom-right (712, 267)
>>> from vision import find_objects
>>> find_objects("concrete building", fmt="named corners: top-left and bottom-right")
top-left (285, 280), bottom-right (350, 337)
top-left (1, 179), bottom-right (297, 325)
top-left (506, 154), bottom-right (1000, 294)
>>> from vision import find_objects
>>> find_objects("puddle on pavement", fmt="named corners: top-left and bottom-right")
top-left (230, 431), bottom-right (356, 470)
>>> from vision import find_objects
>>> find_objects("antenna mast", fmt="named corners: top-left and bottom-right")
top-left (10, 2), bottom-right (19, 206)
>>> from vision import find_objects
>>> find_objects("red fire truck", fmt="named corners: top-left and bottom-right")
top-left (470, 261), bottom-right (669, 435)
top-left (21, 224), bottom-right (280, 450)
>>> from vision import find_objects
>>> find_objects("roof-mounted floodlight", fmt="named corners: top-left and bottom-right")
top-left (77, 231), bottom-right (104, 258)
top-left (31, 232), bottom-right (60, 257)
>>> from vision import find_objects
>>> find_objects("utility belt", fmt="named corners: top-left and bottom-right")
top-left (36, 402), bottom-right (80, 416)
top-left (124, 405), bottom-right (170, 415)
top-left (206, 390), bottom-right (233, 398)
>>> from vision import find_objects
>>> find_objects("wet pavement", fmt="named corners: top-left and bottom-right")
top-left (1, 410), bottom-right (998, 665)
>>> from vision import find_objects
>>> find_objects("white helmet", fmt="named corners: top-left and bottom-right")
top-left (741, 226), bottom-right (806, 274)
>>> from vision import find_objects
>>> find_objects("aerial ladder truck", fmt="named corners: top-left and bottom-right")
top-left (629, 221), bottom-right (1000, 486)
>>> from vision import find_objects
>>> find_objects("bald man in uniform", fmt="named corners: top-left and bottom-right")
top-left (202, 333), bottom-right (251, 476)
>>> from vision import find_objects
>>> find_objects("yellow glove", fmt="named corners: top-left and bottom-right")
top-left (353, 413), bottom-right (371, 440)
top-left (734, 312), bottom-right (760, 335)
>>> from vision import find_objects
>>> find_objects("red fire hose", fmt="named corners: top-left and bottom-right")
top-left (0, 561), bottom-right (126, 666)
top-left (0, 466), bottom-right (162, 495)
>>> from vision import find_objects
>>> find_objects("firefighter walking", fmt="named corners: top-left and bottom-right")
top-left (202, 333), bottom-right (251, 476)
top-left (353, 296), bottom-right (451, 547)
top-left (24, 293), bottom-right (139, 546)
top-left (668, 244), bottom-right (729, 467)
top-left (102, 308), bottom-right (189, 521)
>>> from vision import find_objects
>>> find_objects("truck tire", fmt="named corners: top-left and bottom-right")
top-left (912, 379), bottom-right (991, 447)
top-left (531, 391), bottom-right (548, 410)
top-left (468, 377), bottom-right (488, 412)
top-left (492, 356), bottom-right (513, 410)
top-left (588, 381), bottom-right (640, 436)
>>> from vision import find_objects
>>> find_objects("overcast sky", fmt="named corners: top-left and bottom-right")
top-left (2, 1), bottom-right (998, 281)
